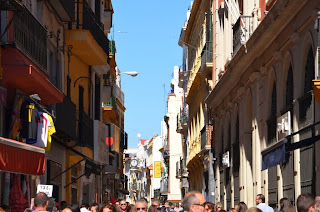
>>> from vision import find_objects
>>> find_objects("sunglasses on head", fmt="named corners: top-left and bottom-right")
top-left (136, 208), bottom-right (146, 211)
top-left (121, 204), bottom-right (126, 206)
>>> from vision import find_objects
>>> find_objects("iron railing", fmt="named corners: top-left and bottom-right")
top-left (78, 110), bottom-right (93, 148)
top-left (233, 16), bottom-right (253, 55)
top-left (201, 41), bottom-right (213, 69)
top-left (13, 8), bottom-right (47, 73)
top-left (55, 96), bottom-right (77, 140)
top-left (109, 40), bottom-right (116, 55)
top-left (201, 126), bottom-right (207, 150)
top-left (78, 0), bottom-right (109, 56)
top-left (102, 96), bottom-right (115, 108)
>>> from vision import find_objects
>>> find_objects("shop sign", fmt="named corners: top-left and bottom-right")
top-left (37, 184), bottom-right (53, 197)
top-left (182, 178), bottom-right (189, 188)
top-left (154, 161), bottom-right (161, 178)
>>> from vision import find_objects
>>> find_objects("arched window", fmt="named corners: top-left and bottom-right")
top-left (267, 83), bottom-right (277, 144)
top-left (299, 48), bottom-right (314, 125)
top-left (286, 66), bottom-right (294, 107)
top-left (304, 48), bottom-right (315, 94)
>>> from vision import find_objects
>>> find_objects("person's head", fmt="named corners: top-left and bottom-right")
top-left (246, 207), bottom-right (262, 212)
top-left (229, 209), bottom-right (236, 212)
top-left (182, 191), bottom-right (206, 212)
top-left (256, 194), bottom-right (265, 205)
top-left (164, 202), bottom-right (170, 208)
top-left (215, 203), bottom-right (222, 212)
top-left (101, 204), bottom-right (119, 212)
top-left (148, 205), bottom-right (158, 212)
top-left (34, 192), bottom-right (49, 210)
top-left (81, 204), bottom-right (90, 210)
top-left (91, 203), bottom-right (99, 212)
top-left (120, 200), bottom-right (127, 211)
top-left (111, 198), bottom-right (117, 205)
top-left (136, 199), bottom-right (148, 212)
top-left (126, 204), bottom-right (135, 212)
top-left (46, 198), bottom-right (56, 212)
top-left (297, 193), bottom-right (315, 212)
top-left (152, 200), bottom-right (161, 209)
top-left (204, 202), bottom-right (214, 212)
top-left (315, 196), bottom-right (320, 212)
top-left (236, 202), bottom-right (247, 212)
top-left (63, 205), bottom-right (81, 212)
top-left (175, 203), bottom-right (180, 209)
top-left (279, 198), bottom-right (294, 212)
top-left (60, 201), bottom-right (68, 211)
top-left (170, 204), bottom-right (175, 210)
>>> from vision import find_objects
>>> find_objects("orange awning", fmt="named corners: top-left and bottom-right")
top-left (2, 47), bottom-right (63, 105)
top-left (0, 137), bottom-right (45, 175)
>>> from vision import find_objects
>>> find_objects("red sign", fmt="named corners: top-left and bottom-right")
top-left (106, 137), bottom-right (113, 146)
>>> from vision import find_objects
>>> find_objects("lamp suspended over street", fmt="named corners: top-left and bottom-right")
top-left (122, 71), bottom-right (138, 77)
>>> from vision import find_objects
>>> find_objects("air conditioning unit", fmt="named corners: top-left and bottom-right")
top-left (222, 151), bottom-right (230, 167)
top-left (277, 111), bottom-right (291, 140)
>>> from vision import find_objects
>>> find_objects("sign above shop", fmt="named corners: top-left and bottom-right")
top-left (37, 184), bottom-right (53, 197)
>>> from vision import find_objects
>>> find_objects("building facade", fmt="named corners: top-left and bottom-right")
top-left (206, 0), bottom-right (320, 209)
top-left (0, 0), bottom-right (128, 207)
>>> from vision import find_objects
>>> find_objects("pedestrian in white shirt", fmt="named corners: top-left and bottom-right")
top-left (256, 194), bottom-right (274, 212)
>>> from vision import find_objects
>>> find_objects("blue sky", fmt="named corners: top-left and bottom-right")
top-left (111, 1), bottom-right (191, 148)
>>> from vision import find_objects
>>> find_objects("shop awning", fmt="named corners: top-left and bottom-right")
top-left (0, 137), bottom-right (45, 175)
top-left (261, 138), bottom-right (286, 170)
top-left (2, 48), bottom-right (63, 105)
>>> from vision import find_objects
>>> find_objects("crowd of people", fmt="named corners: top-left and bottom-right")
top-left (9, 192), bottom-right (320, 212)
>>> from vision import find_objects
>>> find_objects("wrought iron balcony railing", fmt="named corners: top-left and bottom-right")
top-left (55, 96), bottom-right (77, 140)
top-left (233, 16), bottom-right (253, 55)
top-left (13, 7), bottom-right (47, 73)
top-left (77, 0), bottom-right (109, 56)
top-left (78, 110), bottom-right (93, 148)
top-left (201, 41), bottom-right (213, 69)
top-left (201, 126), bottom-right (207, 150)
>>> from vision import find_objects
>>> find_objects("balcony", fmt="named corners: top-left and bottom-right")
top-left (201, 41), bottom-right (213, 75)
top-left (78, 110), bottom-right (93, 148)
top-left (233, 16), bottom-right (253, 55)
top-left (102, 96), bottom-right (116, 123)
top-left (65, 0), bottom-right (109, 65)
top-left (160, 177), bottom-right (169, 194)
top-left (55, 96), bottom-right (77, 140)
top-left (120, 129), bottom-right (128, 150)
top-left (176, 161), bottom-right (181, 179)
top-left (109, 40), bottom-right (116, 55)
top-left (47, 0), bottom-right (75, 21)
top-left (180, 158), bottom-right (188, 178)
top-left (1, 7), bottom-right (64, 105)
top-left (12, 7), bottom-right (48, 73)
top-left (0, 0), bottom-right (23, 10)
top-left (201, 126), bottom-right (211, 151)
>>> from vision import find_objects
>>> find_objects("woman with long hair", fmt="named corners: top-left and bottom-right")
top-left (279, 198), bottom-right (294, 212)
top-left (236, 202), bottom-right (247, 212)
top-left (100, 204), bottom-right (119, 212)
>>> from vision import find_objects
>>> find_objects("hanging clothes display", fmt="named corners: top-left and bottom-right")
top-left (33, 112), bottom-right (49, 147)
top-left (20, 100), bottom-right (38, 144)
top-left (44, 115), bottom-right (56, 152)
top-left (9, 98), bottom-right (23, 139)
